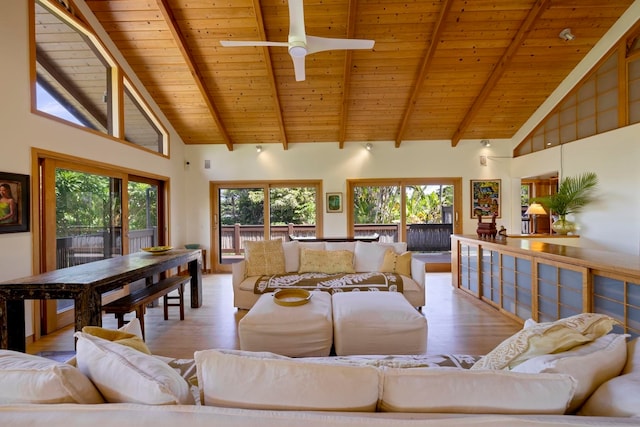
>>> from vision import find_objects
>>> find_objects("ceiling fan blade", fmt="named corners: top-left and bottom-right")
top-left (288, 0), bottom-right (306, 44)
top-left (220, 40), bottom-right (289, 47)
top-left (290, 52), bottom-right (306, 82)
top-left (306, 35), bottom-right (375, 54)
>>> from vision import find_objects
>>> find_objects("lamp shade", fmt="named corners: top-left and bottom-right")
top-left (524, 203), bottom-right (546, 216)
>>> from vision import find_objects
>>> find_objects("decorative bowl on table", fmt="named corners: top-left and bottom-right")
top-left (141, 246), bottom-right (173, 255)
top-left (273, 289), bottom-right (312, 307)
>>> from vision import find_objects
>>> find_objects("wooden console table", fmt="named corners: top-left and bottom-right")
top-left (451, 235), bottom-right (640, 337)
top-left (0, 249), bottom-right (202, 352)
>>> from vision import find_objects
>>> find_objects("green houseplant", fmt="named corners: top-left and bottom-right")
top-left (532, 172), bottom-right (599, 235)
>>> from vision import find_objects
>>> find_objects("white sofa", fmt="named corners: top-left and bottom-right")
top-left (2, 312), bottom-right (640, 426)
top-left (232, 240), bottom-right (426, 310)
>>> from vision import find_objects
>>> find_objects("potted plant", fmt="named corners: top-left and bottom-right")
top-left (532, 172), bottom-right (599, 235)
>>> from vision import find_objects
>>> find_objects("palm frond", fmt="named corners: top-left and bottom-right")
top-left (531, 172), bottom-right (598, 216)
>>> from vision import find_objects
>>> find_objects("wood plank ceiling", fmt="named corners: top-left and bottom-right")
top-left (83, 0), bottom-right (634, 150)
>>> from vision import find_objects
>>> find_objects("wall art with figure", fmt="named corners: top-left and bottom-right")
top-left (0, 172), bottom-right (30, 233)
top-left (470, 179), bottom-right (501, 218)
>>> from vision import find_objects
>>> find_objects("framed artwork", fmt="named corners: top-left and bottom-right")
top-left (326, 192), bottom-right (343, 213)
top-left (0, 172), bottom-right (30, 233)
top-left (470, 179), bottom-right (501, 218)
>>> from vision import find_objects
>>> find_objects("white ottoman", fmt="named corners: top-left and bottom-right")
top-left (332, 292), bottom-right (427, 356)
top-left (238, 291), bottom-right (333, 357)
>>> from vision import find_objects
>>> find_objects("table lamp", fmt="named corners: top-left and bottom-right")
top-left (524, 202), bottom-right (547, 234)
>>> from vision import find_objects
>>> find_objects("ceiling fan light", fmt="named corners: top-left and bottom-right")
top-left (289, 45), bottom-right (307, 58)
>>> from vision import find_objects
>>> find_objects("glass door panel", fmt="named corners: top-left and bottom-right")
top-left (405, 184), bottom-right (454, 252)
top-left (49, 167), bottom-right (123, 332)
top-left (127, 179), bottom-right (159, 252)
top-left (269, 186), bottom-right (317, 240)
top-left (353, 184), bottom-right (401, 242)
top-left (217, 187), bottom-right (265, 266)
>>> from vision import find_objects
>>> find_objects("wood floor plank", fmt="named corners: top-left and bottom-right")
top-left (26, 273), bottom-right (522, 359)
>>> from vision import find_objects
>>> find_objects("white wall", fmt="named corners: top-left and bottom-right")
top-left (183, 139), bottom-right (513, 250)
top-left (511, 125), bottom-right (640, 255)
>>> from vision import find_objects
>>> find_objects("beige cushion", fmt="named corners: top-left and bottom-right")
top-left (353, 241), bottom-right (390, 272)
top-left (512, 333), bottom-right (628, 412)
top-left (194, 349), bottom-right (380, 411)
top-left (332, 292), bottom-right (427, 356)
top-left (74, 332), bottom-right (194, 405)
top-left (82, 325), bottom-right (151, 354)
top-left (379, 250), bottom-right (412, 276)
top-left (471, 313), bottom-right (617, 370)
top-left (379, 367), bottom-right (576, 414)
top-left (623, 337), bottom-right (639, 374)
top-left (578, 372), bottom-right (640, 417)
top-left (282, 240), bottom-right (299, 272)
top-left (244, 239), bottom-right (285, 276)
top-left (238, 291), bottom-right (333, 357)
top-left (298, 248), bottom-right (355, 274)
top-left (325, 241), bottom-right (356, 252)
top-left (0, 350), bottom-right (104, 404)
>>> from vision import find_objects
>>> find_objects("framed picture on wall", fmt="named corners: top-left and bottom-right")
top-left (326, 192), bottom-right (343, 213)
top-left (470, 179), bottom-right (501, 218)
top-left (0, 172), bottom-right (30, 233)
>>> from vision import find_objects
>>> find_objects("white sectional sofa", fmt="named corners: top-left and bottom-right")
top-left (2, 313), bottom-right (640, 427)
top-left (232, 239), bottom-right (426, 310)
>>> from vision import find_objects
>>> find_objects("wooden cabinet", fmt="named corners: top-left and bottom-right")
top-left (451, 235), bottom-right (639, 337)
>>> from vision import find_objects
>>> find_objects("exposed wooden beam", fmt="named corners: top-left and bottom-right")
top-left (450, 0), bottom-right (551, 147)
top-left (253, 0), bottom-right (289, 151)
top-left (155, 0), bottom-right (234, 151)
top-left (394, 0), bottom-right (454, 148)
top-left (338, 0), bottom-right (359, 149)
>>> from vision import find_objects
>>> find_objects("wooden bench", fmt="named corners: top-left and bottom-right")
top-left (103, 275), bottom-right (191, 338)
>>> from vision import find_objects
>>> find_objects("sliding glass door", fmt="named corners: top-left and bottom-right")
top-left (347, 178), bottom-right (461, 249)
top-left (37, 154), bottom-right (166, 335)
top-left (211, 181), bottom-right (321, 273)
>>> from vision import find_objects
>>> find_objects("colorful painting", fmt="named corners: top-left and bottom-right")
top-left (470, 179), bottom-right (501, 218)
top-left (0, 172), bottom-right (30, 233)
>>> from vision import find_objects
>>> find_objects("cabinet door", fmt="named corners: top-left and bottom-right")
top-left (536, 261), bottom-right (586, 323)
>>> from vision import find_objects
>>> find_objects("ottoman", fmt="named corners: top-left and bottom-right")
top-left (332, 292), bottom-right (427, 356)
top-left (238, 290), bottom-right (333, 357)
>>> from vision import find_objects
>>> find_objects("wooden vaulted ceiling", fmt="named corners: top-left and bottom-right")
top-left (82, 0), bottom-right (634, 151)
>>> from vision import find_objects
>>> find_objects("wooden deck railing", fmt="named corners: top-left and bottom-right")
top-left (220, 223), bottom-right (451, 255)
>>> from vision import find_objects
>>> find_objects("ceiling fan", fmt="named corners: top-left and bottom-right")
top-left (220, 0), bottom-right (375, 82)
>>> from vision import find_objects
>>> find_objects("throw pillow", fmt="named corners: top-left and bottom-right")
top-left (244, 239), bottom-right (286, 276)
top-left (511, 333), bottom-right (628, 412)
top-left (353, 241), bottom-right (390, 272)
top-left (82, 325), bottom-right (151, 354)
top-left (74, 332), bottom-right (194, 405)
top-left (379, 250), bottom-right (412, 276)
top-left (623, 336), bottom-right (639, 374)
top-left (298, 248), bottom-right (355, 274)
top-left (471, 313), bottom-right (617, 370)
top-left (194, 349), bottom-right (380, 411)
top-left (578, 372), bottom-right (640, 417)
top-left (282, 240), bottom-right (299, 272)
top-left (379, 367), bottom-right (576, 414)
top-left (0, 350), bottom-right (104, 404)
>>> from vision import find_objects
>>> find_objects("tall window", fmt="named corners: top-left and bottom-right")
top-left (33, 0), bottom-right (169, 155)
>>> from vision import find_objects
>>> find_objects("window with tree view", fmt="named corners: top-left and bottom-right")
top-left (350, 179), bottom-right (457, 252)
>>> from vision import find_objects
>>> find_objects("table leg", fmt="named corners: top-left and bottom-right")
top-left (75, 290), bottom-right (103, 331)
top-left (3, 299), bottom-right (26, 352)
top-left (188, 258), bottom-right (202, 308)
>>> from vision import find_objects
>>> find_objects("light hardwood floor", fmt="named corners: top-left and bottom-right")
top-left (26, 273), bottom-right (522, 359)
